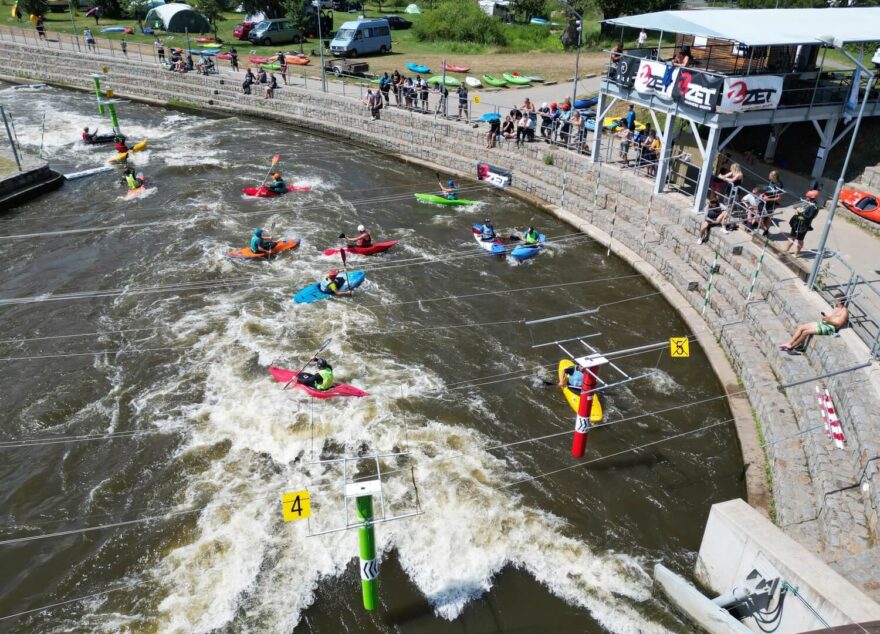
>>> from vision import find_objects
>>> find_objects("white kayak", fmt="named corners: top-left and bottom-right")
top-left (471, 225), bottom-right (505, 255)
top-left (465, 76), bottom-right (482, 88)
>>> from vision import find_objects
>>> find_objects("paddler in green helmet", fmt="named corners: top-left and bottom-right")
top-left (297, 357), bottom-right (334, 391)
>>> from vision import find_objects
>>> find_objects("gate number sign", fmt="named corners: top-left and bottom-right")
top-left (670, 337), bottom-right (689, 358)
top-left (281, 490), bottom-right (311, 522)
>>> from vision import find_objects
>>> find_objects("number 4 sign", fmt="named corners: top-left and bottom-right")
top-left (281, 490), bottom-right (312, 522)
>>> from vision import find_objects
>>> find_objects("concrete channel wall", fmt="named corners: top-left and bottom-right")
top-left (2, 42), bottom-right (878, 599)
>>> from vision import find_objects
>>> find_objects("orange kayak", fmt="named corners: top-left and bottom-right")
top-left (226, 238), bottom-right (300, 260)
top-left (840, 188), bottom-right (880, 224)
top-left (285, 54), bottom-right (310, 65)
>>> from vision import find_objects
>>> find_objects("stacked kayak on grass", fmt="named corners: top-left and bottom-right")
top-left (482, 75), bottom-right (506, 87)
top-left (465, 76), bottom-right (482, 88)
top-left (558, 360), bottom-right (603, 422)
top-left (502, 73), bottom-right (531, 85)
top-left (471, 225), bottom-right (506, 255)
top-left (285, 54), bottom-right (310, 65)
top-left (269, 366), bottom-right (368, 398)
top-left (322, 240), bottom-right (398, 256)
top-left (427, 76), bottom-right (460, 87)
top-left (443, 62), bottom-right (471, 73)
top-left (226, 239), bottom-right (301, 260)
top-left (242, 184), bottom-right (312, 197)
top-left (414, 193), bottom-right (476, 206)
top-left (509, 232), bottom-right (545, 261)
top-left (293, 271), bottom-right (366, 303)
top-left (406, 62), bottom-right (430, 73)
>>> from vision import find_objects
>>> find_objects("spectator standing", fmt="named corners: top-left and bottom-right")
top-left (637, 29), bottom-right (647, 47)
top-left (279, 61), bottom-right (288, 85)
top-left (570, 108), bottom-right (584, 151)
top-left (760, 170), bottom-right (784, 236)
top-left (391, 69), bottom-right (402, 106)
top-left (784, 190), bottom-right (821, 256)
top-left (35, 15), bottom-right (46, 41)
top-left (229, 46), bottom-right (239, 71)
top-left (419, 76), bottom-right (429, 110)
top-left (717, 162), bottom-right (743, 202)
top-left (624, 104), bottom-right (636, 129)
top-left (515, 112), bottom-right (528, 147)
top-left (379, 72), bottom-right (391, 105)
top-left (457, 83), bottom-right (468, 121)
top-left (120, 39), bottom-right (128, 56)
top-left (538, 102), bottom-right (552, 140)
top-left (155, 38), bottom-right (165, 63)
top-left (84, 27), bottom-right (96, 52)
top-left (616, 122), bottom-right (633, 166)
top-left (265, 73), bottom-right (277, 99)
top-left (404, 77), bottom-right (415, 109)
top-left (93, 6), bottom-right (101, 24)
top-left (435, 82), bottom-right (449, 115)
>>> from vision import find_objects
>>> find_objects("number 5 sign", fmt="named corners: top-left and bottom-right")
top-left (281, 490), bottom-right (312, 522)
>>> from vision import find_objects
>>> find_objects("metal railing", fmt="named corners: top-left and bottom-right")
top-left (815, 253), bottom-right (880, 357)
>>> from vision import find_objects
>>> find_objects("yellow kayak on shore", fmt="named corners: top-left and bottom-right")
top-left (558, 359), bottom-right (603, 422)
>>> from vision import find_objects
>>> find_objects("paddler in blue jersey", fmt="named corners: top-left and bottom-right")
top-left (560, 362), bottom-right (588, 392)
top-left (318, 269), bottom-right (353, 297)
top-left (268, 172), bottom-right (286, 194)
top-left (439, 178), bottom-right (459, 200)
top-left (249, 228), bottom-right (277, 255)
top-left (297, 357), bottom-right (334, 391)
top-left (478, 218), bottom-right (495, 241)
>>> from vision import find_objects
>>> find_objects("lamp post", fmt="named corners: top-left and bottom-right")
top-left (317, 7), bottom-right (326, 92)
top-left (807, 39), bottom-right (876, 290)
top-left (557, 0), bottom-right (582, 109)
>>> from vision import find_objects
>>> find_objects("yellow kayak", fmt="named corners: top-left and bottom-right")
top-left (131, 138), bottom-right (148, 152)
top-left (108, 151), bottom-right (128, 164)
top-left (558, 360), bottom-right (603, 423)
top-left (604, 117), bottom-right (646, 132)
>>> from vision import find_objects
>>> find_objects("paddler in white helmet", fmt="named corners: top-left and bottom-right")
top-left (343, 224), bottom-right (372, 248)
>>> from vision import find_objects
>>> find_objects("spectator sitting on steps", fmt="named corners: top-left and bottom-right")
top-left (779, 295), bottom-right (849, 353)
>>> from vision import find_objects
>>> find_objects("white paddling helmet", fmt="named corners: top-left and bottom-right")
top-left (357, 224), bottom-right (365, 232)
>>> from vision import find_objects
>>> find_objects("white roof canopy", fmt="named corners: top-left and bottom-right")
top-left (604, 8), bottom-right (880, 47)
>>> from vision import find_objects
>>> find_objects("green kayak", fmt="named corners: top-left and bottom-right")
top-left (502, 72), bottom-right (531, 85)
top-left (482, 74), bottom-right (507, 87)
top-left (427, 75), bottom-right (461, 87)
top-left (414, 193), bottom-right (476, 206)
top-left (261, 63), bottom-right (281, 71)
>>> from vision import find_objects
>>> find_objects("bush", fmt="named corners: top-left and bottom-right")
top-left (413, 0), bottom-right (506, 46)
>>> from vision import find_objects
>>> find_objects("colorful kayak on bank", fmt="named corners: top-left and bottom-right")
top-left (502, 72), bottom-right (531, 85)
top-left (293, 270), bottom-right (366, 303)
top-left (840, 188), bottom-right (880, 224)
top-left (558, 359), bottom-right (603, 422)
top-left (322, 240), bottom-right (398, 256)
top-left (406, 62), bottom-right (430, 74)
top-left (414, 193), bottom-right (476, 206)
top-left (269, 366), bottom-right (369, 399)
top-left (427, 76), bottom-right (461, 86)
top-left (226, 238), bottom-right (301, 260)
top-left (482, 74), bottom-right (507, 87)
top-left (242, 184), bottom-right (312, 197)
top-left (443, 62), bottom-right (471, 73)
top-left (472, 225), bottom-right (506, 255)
top-left (509, 232), bottom-right (545, 261)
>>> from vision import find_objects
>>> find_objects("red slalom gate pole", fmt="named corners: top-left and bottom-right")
top-left (572, 370), bottom-right (598, 457)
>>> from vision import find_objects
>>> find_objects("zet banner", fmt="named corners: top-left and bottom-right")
top-left (633, 60), bottom-right (677, 100)
top-left (477, 162), bottom-right (512, 188)
top-left (672, 69), bottom-right (723, 112)
top-left (719, 75), bottom-right (783, 112)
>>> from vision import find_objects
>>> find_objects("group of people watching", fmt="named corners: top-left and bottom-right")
top-left (375, 71), bottom-right (470, 119)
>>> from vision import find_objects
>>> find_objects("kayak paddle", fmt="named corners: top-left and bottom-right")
top-left (257, 153), bottom-right (281, 194)
top-left (282, 337), bottom-right (332, 390)
top-left (340, 245), bottom-right (352, 297)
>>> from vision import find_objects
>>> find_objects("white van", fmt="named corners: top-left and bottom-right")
top-left (330, 19), bottom-right (392, 57)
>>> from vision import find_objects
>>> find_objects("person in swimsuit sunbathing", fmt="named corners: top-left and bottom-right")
top-left (779, 295), bottom-right (848, 353)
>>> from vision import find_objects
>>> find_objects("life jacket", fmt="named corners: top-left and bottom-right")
top-left (82, 132), bottom-right (91, 142)
top-left (250, 235), bottom-right (262, 253)
top-left (270, 178), bottom-right (285, 192)
top-left (482, 224), bottom-right (494, 240)
top-left (125, 173), bottom-right (139, 189)
top-left (115, 142), bottom-right (127, 153)
top-left (319, 277), bottom-right (340, 293)
top-left (568, 369), bottom-right (584, 389)
top-left (315, 367), bottom-right (333, 390)
top-left (524, 229), bottom-right (538, 245)
top-left (357, 233), bottom-right (371, 247)
top-left (446, 188), bottom-right (459, 200)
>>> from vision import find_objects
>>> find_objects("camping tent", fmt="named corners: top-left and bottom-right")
top-left (144, 3), bottom-right (210, 33)
top-left (404, 3), bottom-right (421, 14)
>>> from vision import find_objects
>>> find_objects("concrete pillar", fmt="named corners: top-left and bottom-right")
top-left (810, 116), bottom-right (839, 183)
top-left (654, 113), bottom-right (676, 195)
top-left (589, 90), bottom-right (606, 163)
top-left (693, 125), bottom-right (720, 213)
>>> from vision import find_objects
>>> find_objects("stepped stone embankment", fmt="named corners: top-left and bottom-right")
top-left (2, 42), bottom-right (877, 599)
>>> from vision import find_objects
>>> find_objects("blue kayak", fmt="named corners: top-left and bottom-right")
top-left (574, 97), bottom-right (598, 109)
top-left (530, 17), bottom-right (549, 24)
top-left (101, 26), bottom-right (126, 33)
top-left (406, 62), bottom-right (430, 74)
top-left (510, 233), bottom-right (545, 261)
top-left (480, 112), bottom-right (501, 122)
top-left (293, 271), bottom-right (366, 304)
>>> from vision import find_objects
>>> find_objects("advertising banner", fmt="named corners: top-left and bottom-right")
top-left (719, 75), bottom-right (783, 111)
top-left (672, 69), bottom-right (723, 112)
top-left (633, 59), bottom-right (677, 100)
top-left (477, 162), bottom-right (512, 188)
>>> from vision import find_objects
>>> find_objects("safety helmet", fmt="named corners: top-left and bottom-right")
top-left (273, 172), bottom-right (281, 179)
top-left (805, 190), bottom-right (820, 199)
top-left (527, 226), bottom-right (534, 232)
top-left (550, 101), bottom-right (557, 108)
top-left (253, 228), bottom-right (263, 236)
top-left (540, 102), bottom-right (548, 109)
top-left (485, 218), bottom-right (492, 224)
top-left (357, 224), bottom-right (365, 232)
top-left (447, 179), bottom-right (454, 186)
top-left (328, 269), bottom-right (338, 277)
top-left (83, 127), bottom-right (89, 132)
top-left (316, 358), bottom-right (329, 369)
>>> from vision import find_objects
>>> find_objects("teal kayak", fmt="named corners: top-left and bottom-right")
top-left (414, 193), bottom-right (476, 206)
top-left (502, 73), bottom-right (531, 85)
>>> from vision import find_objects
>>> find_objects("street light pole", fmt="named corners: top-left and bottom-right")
top-left (317, 8), bottom-right (326, 92)
top-left (558, 0), bottom-right (582, 108)
top-left (807, 43), bottom-right (876, 290)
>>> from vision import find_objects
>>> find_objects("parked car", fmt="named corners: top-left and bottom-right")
top-left (329, 19), bottom-right (391, 57)
top-left (247, 19), bottom-right (298, 46)
top-left (384, 15), bottom-right (412, 30)
top-left (233, 21), bottom-right (257, 40)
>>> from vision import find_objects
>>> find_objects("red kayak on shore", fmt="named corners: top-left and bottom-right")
top-left (322, 240), bottom-right (398, 256)
top-left (443, 63), bottom-right (471, 73)
top-left (269, 366), bottom-right (368, 399)
top-left (840, 188), bottom-right (880, 224)
top-left (248, 55), bottom-right (272, 64)
top-left (242, 184), bottom-right (312, 197)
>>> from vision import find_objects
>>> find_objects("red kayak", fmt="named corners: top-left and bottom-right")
top-left (226, 238), bottom-right (300, 260)
top-left (443, 63), bottom-right (471, 73)
top-left (217, 53), bottom-right (232, 61)
top-left (248, 55), bottom-right (272, 65)
top-left (322, 240), bottom-right (398, 256)
top-left (840, 188), bottom-right (880, 223)
top-left (242, 184), bottom-right (312, 197)
top-left (269, 366), bottom-right (368, 399)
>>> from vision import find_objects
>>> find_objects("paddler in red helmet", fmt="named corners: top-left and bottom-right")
top-left (268, 171), bottom-right (286, 194)
top-left (318, 270), bottom-right (353, 297)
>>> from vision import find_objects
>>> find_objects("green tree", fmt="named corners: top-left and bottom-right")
top-left (196, 0), bottom-right (228, 38)
top-left (18, 0), bottom-right (48, 16)
top-left (414, 0), bottom-right (506, 45)
top-left (283, 0), bottom-right (312, 51)
top-left (92, 0), bottom-right (124, 19)
top-left (124, 0), bottom-right (150, 20)
top-left (571, 0), bottom-right (680, 34)
top-left (511, 0), bottom-right (547, 23)
top-left (238, 0), bottom-right (286, 19)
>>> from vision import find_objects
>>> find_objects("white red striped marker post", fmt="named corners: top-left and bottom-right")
top-left (824, 388), bottom-right (845, 449)
top-left (817, 384), bottom-right (830, 437)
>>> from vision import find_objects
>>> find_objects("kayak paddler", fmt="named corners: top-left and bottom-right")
top-left (114, 136), bottom-right (129, 154)
top-left (345, 224), bottom-right (372, 248)
top-left (522, 226), bottom-right (540, 245)
top-left (297, 357), bottom-right (334, 391)
top-left (123, 167), bottom-right (144, 190)
top-left (82, 127), bottom-right (97, 143)
top-left (478, 218), bottom-right (495, 241)
top-left (268, 172), bottom-right (286, 194)
top-left (318, 269), bottom-right (353, 297)
top-left (560, 362), bottom-right (588, 393)
top-left (249, 228), bottom-right (277, 255)
top-left (439, 178), bottom-right (459, 200)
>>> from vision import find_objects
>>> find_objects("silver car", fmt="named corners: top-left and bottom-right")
top-left (248, 19), bottom-right (298, 46)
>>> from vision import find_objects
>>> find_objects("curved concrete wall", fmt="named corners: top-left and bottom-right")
top-left (2, 42), bottom-right (877, 598)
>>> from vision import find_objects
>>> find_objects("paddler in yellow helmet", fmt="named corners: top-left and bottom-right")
top-left (268, 171), bottom-right (286, 194)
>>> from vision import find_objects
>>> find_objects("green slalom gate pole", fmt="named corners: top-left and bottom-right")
top-left (356, 495), bottom-right (379, 610)
top-left (107, 103), bottom-right (121, 135)
top-left (702, 249), bottom-right (719, 316)
top-left (745, 233), bottom-right (769, 305)
top-left (92, 76), bottom-right (104, 115)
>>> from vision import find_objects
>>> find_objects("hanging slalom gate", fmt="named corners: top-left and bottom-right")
top-left (280, 452), bottom-right (423, 611)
